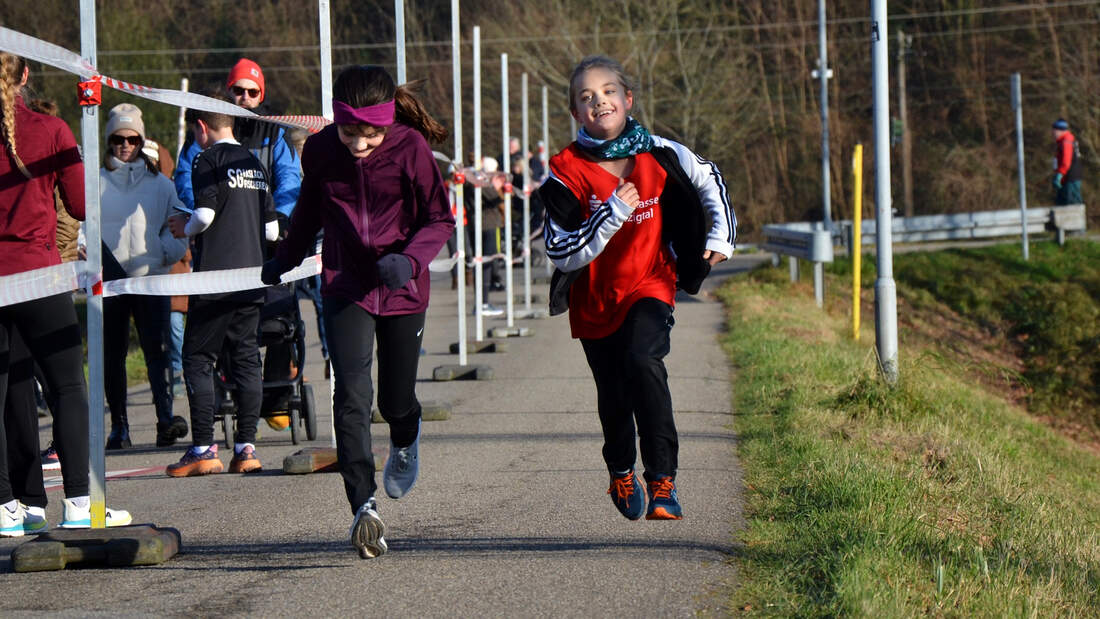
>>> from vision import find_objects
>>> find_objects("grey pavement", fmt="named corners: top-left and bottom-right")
top-left (0, 252), bottom-right (767, 617)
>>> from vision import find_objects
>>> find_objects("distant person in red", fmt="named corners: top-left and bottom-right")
top-left (1051, 119), bottom-right (1083, 206)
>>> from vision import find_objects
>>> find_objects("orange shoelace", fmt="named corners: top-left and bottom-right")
top-left (608, 472), bottom-right (637, 500)
top-left (649, 477), bottom-right (675, 499)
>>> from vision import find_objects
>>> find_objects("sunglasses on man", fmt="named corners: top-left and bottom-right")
top-left (108, 134), bottom-right (142, 147)
top-left (231, 86), bottom-right (261, 98)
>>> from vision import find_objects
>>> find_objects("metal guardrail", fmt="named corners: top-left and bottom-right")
top-left (763, 204), bottom-right (1088, 308)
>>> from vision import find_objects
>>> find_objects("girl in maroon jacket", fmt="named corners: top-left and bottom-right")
top-left (0, 53), bottom-right (131, 534)
top-left (263, 65), bottom-right (454, 559)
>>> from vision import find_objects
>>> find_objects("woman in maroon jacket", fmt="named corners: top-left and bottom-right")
top-left (0, 53), bottom-right (131, 534)
top-left (262, 65), bottom-right (454, 559)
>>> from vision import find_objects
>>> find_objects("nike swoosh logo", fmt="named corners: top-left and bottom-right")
top-left (417, 328), bottom-right (424, 337)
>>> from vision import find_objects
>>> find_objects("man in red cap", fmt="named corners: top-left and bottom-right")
top-left (174, 58), bottom-right (301, 223)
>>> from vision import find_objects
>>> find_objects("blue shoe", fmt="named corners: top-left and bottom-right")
top-left (645, 476), bottom-right (683, 520)
top-left (349, 498), bottom-right (387, 559)
top-left (383, 421), bottom-right (420, 499)
top-left (608, 470), bottom-right (645, 520)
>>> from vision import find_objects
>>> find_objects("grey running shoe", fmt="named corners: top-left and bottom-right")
top-left (349, 498), bottom-right (387, 559)
top-left (382, 421), bottom-right (420, 499)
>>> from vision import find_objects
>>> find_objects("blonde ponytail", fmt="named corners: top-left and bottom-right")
top-left (0, 53), bottom-right (30, 179)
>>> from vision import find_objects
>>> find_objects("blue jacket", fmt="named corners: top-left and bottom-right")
top-left (175, 115), bottom-right (301, 218)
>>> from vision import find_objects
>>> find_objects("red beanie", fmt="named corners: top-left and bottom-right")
top-left (226, 58), bottom-right (265, 101)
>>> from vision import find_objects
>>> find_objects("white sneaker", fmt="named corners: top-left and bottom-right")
top-left (1, 503), bottom-right (25, 537)
top-left (349, 498), bottom-right (387, 559)
top-left (481, 303), bottom-right (504, 317)
top-left (20, 503), bottom-right (47, 534)
top-left (60, 497), bottom-right (133, 529)
top-left (383, 420), bottom-right (420, 499)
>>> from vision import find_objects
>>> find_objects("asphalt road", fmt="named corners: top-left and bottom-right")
top-left (0, 252), bottom-right (767, 617)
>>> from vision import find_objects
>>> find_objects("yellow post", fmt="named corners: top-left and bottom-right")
top-left (852, 144), bottom-right (863, 340)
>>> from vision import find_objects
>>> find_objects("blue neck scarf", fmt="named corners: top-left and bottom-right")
top-left (576, 117), bottom-right (654, 160)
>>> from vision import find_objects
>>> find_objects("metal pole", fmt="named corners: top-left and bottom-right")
top-left (816, 0), bottom-right (832, 229)
top-left (318, 0), bottom-right (333, 119)
top-left (852, 144), bottom-right (863, 341)
top-left (394, 0), bottom-right (406, 84)
top-left (871, 0), bottom-right (899, 383)
top-left (897, 30), bottom-right (913, 217)
top-left (542, 86), bottom-right (550, 180)
top-left (521, 73), bottom-right (532, 311)
top-left (451, 0), bottom-right (467, 365)
top-left (80, 0), bottom-right (106, 529)
top-left (1012, 73), bottom-right (1029, 261)
top-left (176, 77), bottom-right (189, 158)
top-left (473, 26), bottom-right (484, 341)
top-left (501, 54), bottom-right (514, 326)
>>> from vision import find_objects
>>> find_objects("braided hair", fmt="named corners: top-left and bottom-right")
top-left (0, 53), bottom-right (30, 179)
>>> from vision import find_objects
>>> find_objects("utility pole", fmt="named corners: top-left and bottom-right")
top-left (814, 0), bottom-right (833, 229)
top-left (897, 29), bottom-right (913, 217)
top-left (872, 0), bottom-right (899, 383)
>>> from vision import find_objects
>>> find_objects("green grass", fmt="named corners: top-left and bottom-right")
top-left (719, 262), bottom-right (1100, 616)
top-left (74, 297), bottom-right (161, 386)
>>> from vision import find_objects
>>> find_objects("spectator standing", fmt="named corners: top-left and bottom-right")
top-left (1051, 118), bottom-right (1084, 206)
top-left (166, 96), bottom-right (278, 477)
top-left (97, 103), bottom-right (189, 449)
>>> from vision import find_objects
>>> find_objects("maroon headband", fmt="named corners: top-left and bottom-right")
top-left (332, 100), bottom-right (395, 126)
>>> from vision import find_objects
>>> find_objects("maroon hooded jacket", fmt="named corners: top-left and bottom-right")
top-left (276, 122), bottom-right (454, 315)
top-left (0, 97), bottom-right (85, 276)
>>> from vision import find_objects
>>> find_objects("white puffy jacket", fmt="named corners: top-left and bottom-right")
top-left (98, 159), bottom-right (188, 277)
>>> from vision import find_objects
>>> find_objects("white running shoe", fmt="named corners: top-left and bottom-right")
top-left (1, 503), bottom-right (25, 537)
top-left (20, 503), bottom-right (47, 534)
top-left (60, 498), bottom-right (133, 529)
top-left (480, 303), bottom-right (504, 317)
top-left (349, 498), bottom-right (387, 559)
top-left (383, 421), bottom-right (420, 499)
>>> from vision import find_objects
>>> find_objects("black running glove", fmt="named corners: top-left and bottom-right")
top-left (261, 258), bottom-right (289, 286)
top-left (377, 254), bottom-right (414, 290)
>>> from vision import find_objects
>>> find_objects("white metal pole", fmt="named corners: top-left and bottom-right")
top-left (451, 0), bottom-right (467, 364)
top-left (473, 26), bottom-right (484, 341)
top-left (871, 0), bottom-right (898, 383)
top-left (542, 86), bottom-right (550, 180)
top-left (318, 0), bottom-right (333, 120)
top-left (80, 0), bottom-right (106, 529)
top-left (817, 0), bottom-right (832, 229)
top-left (394, 0), bottom-right (406, 84)
top-left (1011, 73), bottom-right (1029, 261)
top-left (501, 54), bottom-right (514, 326)
top-left (176, 77), bottom-right (189, 158)
top-left (521, 72), bottom-right (532, 311)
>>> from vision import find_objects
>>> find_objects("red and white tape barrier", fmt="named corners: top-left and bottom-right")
top-left (0, 262), bottom-right (82, 308)
top-left (0, 26), bottom-right (330, 134)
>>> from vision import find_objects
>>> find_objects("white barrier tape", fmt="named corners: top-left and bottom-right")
top-left (102, 254), bottom-right (322, 298)
top-left (428, 253), bottom-right (461, 273)
top-left (0, 262), bottom-right (82, 309)
top-left (0, 26), bottom-right (329, 134)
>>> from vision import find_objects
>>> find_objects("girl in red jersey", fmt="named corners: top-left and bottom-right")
top-left (536, 55), bottom-right (735, 521)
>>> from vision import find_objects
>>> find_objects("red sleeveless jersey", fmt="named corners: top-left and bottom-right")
top-left (549, 144), bottom-right (676, 339)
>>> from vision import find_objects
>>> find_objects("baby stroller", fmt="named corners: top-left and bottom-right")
top-left (213, 283), bottom-right (318, 447)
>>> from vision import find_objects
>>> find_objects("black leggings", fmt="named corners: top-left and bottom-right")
top-left (324, 298), bottom-right (424, 514)
top-left (580, 298), bottom-right (678, 482)
top-left (104, 294), bottom-right (173, 428)
top-left (3, 327), bottom-right (47, 508)
top-left (0, 293), bottom-right (90, 502)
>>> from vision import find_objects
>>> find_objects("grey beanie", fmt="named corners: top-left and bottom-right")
top-left (105, 103), bottom-right (146, 140)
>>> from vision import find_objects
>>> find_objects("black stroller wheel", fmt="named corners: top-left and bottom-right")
top-left (301, 383), bottom-right (317, 440)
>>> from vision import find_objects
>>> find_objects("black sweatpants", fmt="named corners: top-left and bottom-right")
top-left (0, 293), bottom-right (90, 502)
top-left (182, 297), bottom-right (262, 447)
top-left (580, 297), bottom-right (678, 482)
top-left (104, 294), bottom-right (173, 428)
top-left (324, 298), bottom-right (424, 514)
top-left (4, 327), bottom-right (46, 508)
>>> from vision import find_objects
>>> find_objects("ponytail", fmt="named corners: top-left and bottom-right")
top-left (394, 81), bottom-right (448, 144)
top-left (0, 53), bottom-right (30, 179)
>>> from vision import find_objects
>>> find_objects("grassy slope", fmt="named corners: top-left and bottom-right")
top-left (720, 259), bottom-right (1100, 616)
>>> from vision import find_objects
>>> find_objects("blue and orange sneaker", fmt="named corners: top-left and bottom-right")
top-left (166, 445), bottom-right (224, 477)
top-left (645, 476), bottom-right (683, 520)
top-left (608, 470), bottom-right (646, 520)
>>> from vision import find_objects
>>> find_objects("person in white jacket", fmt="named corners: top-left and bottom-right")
top-left (96, 103), bottom-right (189, 449)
